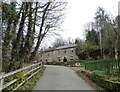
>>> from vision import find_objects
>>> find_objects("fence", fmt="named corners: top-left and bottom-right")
top-left (0, 62), bottom-right (42, 91)
top-left (81, 59), bottom-right (120, 78)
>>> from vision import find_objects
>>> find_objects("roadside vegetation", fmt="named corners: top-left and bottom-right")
top-left (75, 7), bottom-right (120, 91)
top-left (17, 66), bottom-right (45, 91)
top-left (76, 70), bottom-right (104, 90)
top-left (2, 65), bottom-right (45, 91)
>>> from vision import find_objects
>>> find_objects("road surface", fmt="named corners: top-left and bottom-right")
top-left (33, 65), bottom-right (95, 90)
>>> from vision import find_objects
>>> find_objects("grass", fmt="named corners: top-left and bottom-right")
top-left (76, 70), bottom-right (104, 90)
top-left (17, 66), bottom-right (45, 91)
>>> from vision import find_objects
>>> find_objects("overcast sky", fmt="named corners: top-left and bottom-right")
top-left (61, 0), bottom-right (119, 40)
top-left (41, 0), bottom-right (119, 48)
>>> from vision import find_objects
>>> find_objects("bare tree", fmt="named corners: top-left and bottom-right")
top-left (2, 1), bottom-right (67, 72)
top-left (66, 37), bottom-right (74, 44)
top-left (29, 1), bottom-right (67, 61)
top-left (52, 38), bottom-right (66, 48)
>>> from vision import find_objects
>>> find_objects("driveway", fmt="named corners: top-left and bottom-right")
top-left (33, 65), bottom-right (95, 90)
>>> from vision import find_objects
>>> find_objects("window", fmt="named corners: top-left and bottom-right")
top-left (58, 59), bottom-right (61, 62)
top-left (70, 55), bottom-right (74, 61)
top-left (58, 56), bottom-right (60, 62)
top-left (64, 50), bottom-right (66, 53)
top-left (48, 53), bottom-right (49, 56)
top-left (71, 50), bottom-right (73, 53)
top-left (70, 58), bottom-right (73, 61)
top-left (71, 49), bottom-right (74, 53)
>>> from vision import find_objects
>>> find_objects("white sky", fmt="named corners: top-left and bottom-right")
top-left (61, 0), bottom-right (119, 40)
top-left (41, 0), bottom-right (120, 48)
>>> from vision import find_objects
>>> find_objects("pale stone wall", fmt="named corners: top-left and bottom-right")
top-left (41, 47), bottom-right (78, 63)
top-left (57, 48), bottom-right (78, 62)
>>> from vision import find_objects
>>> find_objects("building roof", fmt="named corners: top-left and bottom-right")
top-left (43, 48), bottom-right (56, 53)
top-left (56, 44), bottom-right (76, 50)
top-left (42, 44), bottom-right (76, 53)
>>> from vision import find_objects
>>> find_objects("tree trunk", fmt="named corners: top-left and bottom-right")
top-left (9, 3), bottom-right (28, 72)
top-left (21, 2), bottom-right (33, 63)
top-left (29, 2), bottom-right (51, 61)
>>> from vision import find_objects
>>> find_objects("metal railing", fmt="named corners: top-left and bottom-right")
top-left (0, 62), bottom-right (42, 91)
top-left (82, 59), bottom-right (120, 78)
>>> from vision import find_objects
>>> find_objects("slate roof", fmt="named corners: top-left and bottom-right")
top-left (43, 48), bottom-right (56, 53)
top-left (43, 44), bottom-right (76, 53)
top-left (56, 44), bottom-right (76, 50)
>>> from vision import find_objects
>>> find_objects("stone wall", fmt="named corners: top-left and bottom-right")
top-left (41, 47), bottom-right (78, 63)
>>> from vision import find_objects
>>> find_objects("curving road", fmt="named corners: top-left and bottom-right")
top-left (33, 65), bottom-right (95, 90)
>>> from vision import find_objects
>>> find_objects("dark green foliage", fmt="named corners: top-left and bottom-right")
top-left (2, 3), bottom-right (18, 72)
top-left (89, 46), bottom-right (101, 60)
top-left (75, 44), bottom-right (100, 60)
top-left (75, 6), bottom-right (120, 86)
top-left (75, 28), bottom-right (101, 60)
top-left (2, 3), bottom-right (17, 22)
top-left (86, 29), bottom-right (99, 46)
top-left (75, 7), bottom-right (119, 60)
top-left (75, 45), bottom-right (86, 60)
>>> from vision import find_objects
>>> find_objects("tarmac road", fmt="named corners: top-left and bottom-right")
top-left (33, 65), bottom-right (95, 90)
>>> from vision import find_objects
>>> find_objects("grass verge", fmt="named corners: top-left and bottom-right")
top-left (17, 66), bottom-right (45, 91)
top-left (76, 70), bottom-right (104, 90)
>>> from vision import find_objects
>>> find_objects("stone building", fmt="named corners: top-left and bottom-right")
top-left (41, 44), bottom-right (78, 63)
